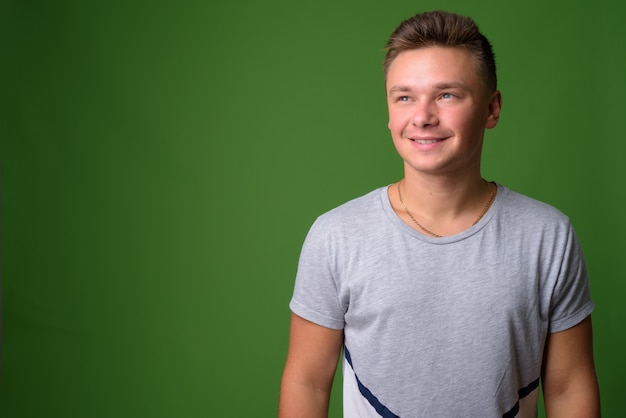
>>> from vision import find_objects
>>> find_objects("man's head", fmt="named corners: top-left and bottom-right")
top-left (384, 11), bottom-right (497, 94)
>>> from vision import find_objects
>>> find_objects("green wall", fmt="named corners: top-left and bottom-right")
top-left (1, 1), bottom-right (624, 416)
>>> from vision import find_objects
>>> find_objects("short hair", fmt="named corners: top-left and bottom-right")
top-left (384, 11), bottom-right (497, 92)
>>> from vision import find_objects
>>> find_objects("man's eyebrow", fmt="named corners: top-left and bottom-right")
top-left (388, 85), bottom-right (412, 94)
top-left (388, 82), bottom-right (470, 95)
top-left (433, 81), bottom-right (470, 90)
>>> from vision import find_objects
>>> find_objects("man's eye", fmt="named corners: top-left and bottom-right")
top-left (398, 96), bottom-right (410, 102)
top-left (441, 93), bottom-right (456, 99)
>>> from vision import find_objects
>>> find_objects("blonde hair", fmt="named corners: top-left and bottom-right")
top-left (384, 11), bottom-right (497, 92)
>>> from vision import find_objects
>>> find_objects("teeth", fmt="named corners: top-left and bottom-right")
top-left (415, 139), bottom-right (439, 144)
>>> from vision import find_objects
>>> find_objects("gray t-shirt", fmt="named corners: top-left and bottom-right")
top-left (290, 184), bottom-right (594, 418)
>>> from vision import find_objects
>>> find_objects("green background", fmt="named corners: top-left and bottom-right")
top-left (1, 0), bottom-right (624, 416)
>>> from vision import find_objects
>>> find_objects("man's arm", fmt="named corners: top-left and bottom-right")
top-left (279, 313), bottom-right (344, 418)
top-left (542, 315), bottom-right (600, 417)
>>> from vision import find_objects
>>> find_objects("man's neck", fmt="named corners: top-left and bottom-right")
top-left (390, 170), bottom-right (495, 237)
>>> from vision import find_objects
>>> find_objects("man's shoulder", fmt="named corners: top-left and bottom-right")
top-left (497, 184), bottom-right (572, 226)
top-left (311, 186), bottom-right (389, 231)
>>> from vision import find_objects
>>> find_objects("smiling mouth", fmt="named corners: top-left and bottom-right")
top-left (411, 138), bottom-right (444, 144)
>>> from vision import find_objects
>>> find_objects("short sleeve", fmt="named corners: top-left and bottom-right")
top-left (548, 223), bottom-right (594, 333)
top-left (289, 217), bottom-right (346, 330)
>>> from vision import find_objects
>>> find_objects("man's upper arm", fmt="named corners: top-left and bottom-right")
top-left (282, 313), bottom-right (344, 384)
top-left (279, 313), bottom-right (344, 417)
top-left (542, 315), bottom-right (600, 417)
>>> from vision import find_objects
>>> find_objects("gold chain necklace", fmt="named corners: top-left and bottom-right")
top-left (397, 180), bottom-right (494, 238)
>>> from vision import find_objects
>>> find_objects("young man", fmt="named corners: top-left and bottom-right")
top-left (279, 11), bottom-right (600, 418)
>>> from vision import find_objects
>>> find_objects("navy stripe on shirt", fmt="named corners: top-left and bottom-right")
top-left (344, 345), bottom-right (401, 418)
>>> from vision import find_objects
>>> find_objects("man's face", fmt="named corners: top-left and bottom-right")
top-left (386, 46), bottom-right (501, 178)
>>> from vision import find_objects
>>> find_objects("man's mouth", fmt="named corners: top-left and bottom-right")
top-left (410, 137), bottom-right (444, 144)
top-left (414, 138), bottom-right (441, 144)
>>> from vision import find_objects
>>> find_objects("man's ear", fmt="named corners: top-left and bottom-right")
top-left (485, 90), bottom-right (502, 129)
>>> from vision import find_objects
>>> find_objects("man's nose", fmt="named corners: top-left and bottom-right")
top-left (411, 100), bottom-right (439, 127)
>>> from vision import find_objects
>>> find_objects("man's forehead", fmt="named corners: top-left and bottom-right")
top-left (385, 48), bottom-right (482, 91)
